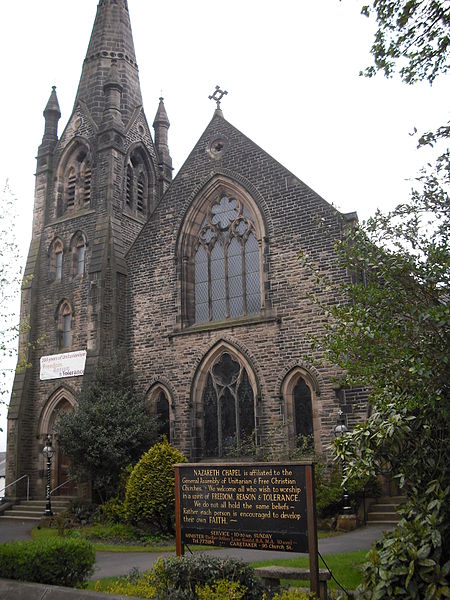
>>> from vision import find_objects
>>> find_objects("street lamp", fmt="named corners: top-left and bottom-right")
top-left (42, 435), bottom-right (55, 516)
top-left (334, 412), bottom-right (352, 515)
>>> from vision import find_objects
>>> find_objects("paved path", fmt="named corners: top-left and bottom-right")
top-left (0, 518), bottom-right (389, 580)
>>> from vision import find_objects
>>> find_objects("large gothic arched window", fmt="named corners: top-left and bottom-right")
top-left (199, 351), bottom-right (256, 458)
top-left (187, 189), bottom-right (262, 325)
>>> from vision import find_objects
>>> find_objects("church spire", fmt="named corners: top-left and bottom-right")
top-left (153, 97), bottom-right (172, 192)
top-left (39, 86), bottom-right (61, 155)
top-left (73, 0), bottom-right (143, 126)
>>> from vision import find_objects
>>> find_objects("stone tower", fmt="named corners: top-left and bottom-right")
top-left (6, 0), bottom-right (171, 498)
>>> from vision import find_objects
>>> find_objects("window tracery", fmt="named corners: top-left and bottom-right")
top-left (193, 194), bottom-right (261, 323)
top-left (201, 351), bottom-right (255, 457)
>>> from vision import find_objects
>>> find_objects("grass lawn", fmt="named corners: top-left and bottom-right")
top-left (32, 525), bottom-right (176, 553)
top-left (251, 549), bottom-right (368, 591)
top-left (32, 524), bottom-right (341, 553)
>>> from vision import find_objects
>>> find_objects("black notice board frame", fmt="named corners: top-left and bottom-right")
top-left (174, 461), bottom-right (319, 596)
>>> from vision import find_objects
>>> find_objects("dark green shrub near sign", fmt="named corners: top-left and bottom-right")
top-left (125, 438), bottom-right (187, 532)
top-left (357, 482), bottom-right (450, 599)
top-left (150, 554), bottom-right (265, 600)
top-left (0, 537), bottom-right (95, 587)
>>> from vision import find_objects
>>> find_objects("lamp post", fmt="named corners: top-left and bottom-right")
top-left (42, 435), bottom-right (55, 516)
top-left (334, 413), bottom-right (352, 515)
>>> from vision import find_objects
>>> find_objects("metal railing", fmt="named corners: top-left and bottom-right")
top-left (0, 474), bottom-right (30, 502)
top-left (50, 478), bottom-right (73, 496)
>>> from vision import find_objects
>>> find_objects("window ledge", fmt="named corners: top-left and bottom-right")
top-left (170, 312), bottom-right (280, 338)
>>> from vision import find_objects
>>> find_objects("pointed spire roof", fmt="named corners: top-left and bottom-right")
top-left (74, 0), bottom-right (143, 125)
top-left (153, 97), bottom-right (170, 128)
top-left (44, 86), bottom-right (61, 117)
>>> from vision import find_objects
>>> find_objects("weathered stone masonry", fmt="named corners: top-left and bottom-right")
top-left (6, 0), bottom-right (367, 499)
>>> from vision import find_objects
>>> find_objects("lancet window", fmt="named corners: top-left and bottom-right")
top-left (201, 351), bottom-right (255, 457)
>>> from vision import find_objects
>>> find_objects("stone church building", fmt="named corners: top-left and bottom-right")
top-left (6, 0), bottom-right (367, 499)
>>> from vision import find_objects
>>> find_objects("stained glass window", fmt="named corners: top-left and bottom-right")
top-left (193, 195), bottom-right (261, 323)
top-left (202, 352), bottom-right (255, 457)
top-left (156, 391), bottom-right (170, 440)
top-left (293, 378), bottom-right (314, 446)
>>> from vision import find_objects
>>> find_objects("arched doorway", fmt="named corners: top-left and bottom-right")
top-left (39, 388), bottom-right (77, 496)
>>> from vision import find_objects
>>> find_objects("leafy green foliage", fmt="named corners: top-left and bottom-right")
top-left (96, 568), bottom-right (156, 598)
top-left (357, 483), bottom-right (450, 599)
top-left (149, 554), bottom-right (264, 600)
top-left (196, 579), bottom-right (248, 600)
top-left (272, 591), bottom-right (317, 600)
top-left (313, 162), bottom-right (450, 593)
top-left (56, 353), bottom-right (158, 501)
top-left (125, 438), bottom-right (187, 532)
top-left (359, 0), bottom-right (450, 84)
top-left (0, 537), bottom-right (95, 587)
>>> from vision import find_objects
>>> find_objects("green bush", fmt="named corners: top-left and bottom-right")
top-left (0, 537), bottom-right (95, 587)
top-left (272, 591), bottom-right (317, 600)
top-left (125, 438), bottom-right (187, 532)
top-left (99, 569), bottom-right (157, 598)
top-left (357, 481), bottom-right (450, 599)
top-left (150, 554), bottom-right (265, 600)
top-left (196, 579), bottom-right (248, 599)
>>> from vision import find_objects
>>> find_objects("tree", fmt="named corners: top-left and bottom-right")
top-left (358, 0), bottom-right (450, 84)
top-left (56, 354), bottom-right (159, 502)
top-left (0, 182), bottom-right (23, 428)
top-left (312, 2), bottom-right (450, 597)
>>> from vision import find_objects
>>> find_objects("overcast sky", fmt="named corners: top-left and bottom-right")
top-left (0, 0), bottom-right (448, 450)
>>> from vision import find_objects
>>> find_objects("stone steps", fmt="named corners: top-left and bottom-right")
top-left (367, 495), bottom-right (406, 525)
top-left (0, 497), bottom-right (74, 520)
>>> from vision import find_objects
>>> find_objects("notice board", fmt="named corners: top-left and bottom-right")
top-left (174, 462), bottom-right (317, 554)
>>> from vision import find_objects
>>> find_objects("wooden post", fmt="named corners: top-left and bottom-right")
top-left (306, 463), bottom-right (319, 596)
top-left (174, 465), bottom-right (184, 556)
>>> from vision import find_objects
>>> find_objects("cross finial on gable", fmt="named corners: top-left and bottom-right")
top-left (209, 85), bottom-right (228, 109)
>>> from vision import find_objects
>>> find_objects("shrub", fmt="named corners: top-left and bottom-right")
top-left (196, 579), bottom-right (248, 599)
top-left (272, 591), bottom-right (317, 600)
top-left (99, 495), bottom-right (128, 523)
top-left (125, 438), bottom-right (187, 532)
top-left (357, 482), bottom-right (450, 599)
top-left (150, 554), bottom-right (264, 600)
top-left (100, 569), bottom-right (157, 598)
top-left (0, 537), bottom-right (95, 587)
top-left (70, 499), bottom-right (99, 524)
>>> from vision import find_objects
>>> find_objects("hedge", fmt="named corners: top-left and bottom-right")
top-left (0, 536), bottom-right (95, 587)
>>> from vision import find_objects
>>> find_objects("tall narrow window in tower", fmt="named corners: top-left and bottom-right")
top-left (55, 242), bottom-right (63, 281)
top-left (58, 145), bottom-right (92, 216)
top-left (57, 301), bottom-right (73, 351)
top-left (71, 232), bottom-right (87, 277)
top-left (193, 195), bottom-right (262, 324)
top-left (124, 148), bottom-right (153, 217)
top-left (202, 352), bottom-right (255, 457)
